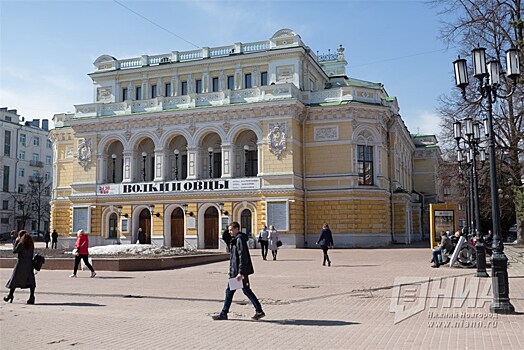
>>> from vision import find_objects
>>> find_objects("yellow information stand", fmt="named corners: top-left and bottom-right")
top-left (429, 203), bottom-right (458, 248)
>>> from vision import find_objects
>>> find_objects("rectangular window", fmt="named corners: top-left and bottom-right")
top-left (19, 151), bottom-right (25, 160)
top-left (165, 83), bottom-right (172, 97)
top-left (181, 81), bottom-right (188, 95)
top-left (32, 153), bottom-right (39, 162)
top-left (245, 150), bottom-right (258, 177)
top-left (2, 166), bottom-right (9, 192)
top-left (33, 137), bottom-right (40, 146)
top-left (20, 134), bottom-right (26, 146)
top-left (18, 201), bottom-right (23, 210)
top-left (45, 155), bottom-right (52, 164)
top-left (135, 86), bottom-right (142, 100)
top-left (18, 184), bottom-right (24, 193)
top-left (212, 77), bottom-right (219, 92)
top-left (357, 145), bottom-right (374, 186)
top-left (266, 201), bottom-right (289, 231)
top-left (32, 170), bottom-right (39, 178)
top-left (244, 73), bottom-right (252, 88)
top-left (122, 87), bottom-right (128, 101)
top-left (444, 188), bottom-right (451, 196)
top-left (4, 130), bottom-right (11, 156)
top-left (195, 79), bottom-right (202, 94)
top-left (72, 207), bottom-right (90, 233)
top-left (151, 84), bottom-right (157, 98)
top-left (19, 168), bottom-right (25, 177)
top-left (45, 171), bottom-right (50, 181)
top-left (46, 139), bottom-right (52, 149)
top-left (227, 75), bottom-right (234, 90)
top-left (261, 72), bottom-right (268, 86)
top-left (2, 200), bottom-right (8, 210)
top-left (181, 154), bottom-right (188, 180)
top-left (213, 152), bottom-right (222, 178)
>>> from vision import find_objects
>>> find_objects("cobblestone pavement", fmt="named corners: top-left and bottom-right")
top-left (1, 243), bottom-right (523, 350)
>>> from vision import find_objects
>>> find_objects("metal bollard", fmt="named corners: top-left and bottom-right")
top-left (475, 241), bottom-right (489, 277)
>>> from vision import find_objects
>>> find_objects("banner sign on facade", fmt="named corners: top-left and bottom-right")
top-left (97, 178), bottom-right (261, 195)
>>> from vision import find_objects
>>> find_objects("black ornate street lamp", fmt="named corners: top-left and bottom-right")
top-left (142, 151), bottom-right (147, 182)
top-left (454, 118), bottom-right (488, 277)
top-left (453, 46), bottom-right (520, 313)
top-left (243, 144), bottom-right (249, 177)
top-left (208, 147), bottom-right (213, 179)
top-left (174, 149), bottom-right (179, 181)
top-left (111, 153), bottom-right (117, 183)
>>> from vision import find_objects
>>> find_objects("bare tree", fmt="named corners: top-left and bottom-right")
top-left (429, 0), bottom-right (524, 243)
top-left (27, 175), bottom-right (51, 236)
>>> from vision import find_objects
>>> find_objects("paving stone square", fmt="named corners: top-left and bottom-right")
top-left (1, 244), bottom-right (523, 349)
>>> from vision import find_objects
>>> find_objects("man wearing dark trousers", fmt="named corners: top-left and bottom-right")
top-left (212, 221), bottom-right (265, 321)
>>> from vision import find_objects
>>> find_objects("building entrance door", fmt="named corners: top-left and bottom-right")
top-left (171, 207), bottom-right (184, 247)
top-left (109, 213), bottom-right (117, 239)
top-left (139, 209), bottom-right (152, 244)
top-left (204, 207), bottom-right (219, 248)
top-left (241, 209), bottom-right (252, 238)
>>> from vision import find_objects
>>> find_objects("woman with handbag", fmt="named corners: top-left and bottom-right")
top-left (257, 225), bottom-right (269, 260)
top-left (4, 230), bottom-right (36, 304)
top-left (317, 223), bottom-right (334, 266)
top-left (268, 225), bottom-right (280, 260)
top-left (70, 229), bottom-right (96, 278)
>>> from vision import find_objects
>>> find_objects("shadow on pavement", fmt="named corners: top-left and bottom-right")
top-left (239, 319), bottom-right (359, 326)
top-left (35, 302), bottom-right (105, 307)
top-left (94, 276), bottom-right (135, 280)
top-left (330, 264), bottom-right (379, 268)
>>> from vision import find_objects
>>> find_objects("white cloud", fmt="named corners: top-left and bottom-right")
top-left (405, 111), bottom-right (442, 136)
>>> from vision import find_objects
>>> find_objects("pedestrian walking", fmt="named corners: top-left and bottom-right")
top-left (51, 229), bottom-right (58, 249)
top-left (222, 227), bottom-right (232, 252)
top-left (212, 221), bottom-right (265, 321)
top-left (268, 225), bottom-right (279, 260)
top-left (136, 227), bottom-right (146, 244)
top-left (44, 230), bottom-right (50, 249)
top-left (10, 230), bottom-right (17, 245)
top-left (316, 223), bottom-right (334, 266)
top-left (257, 224), bottom-right (269, 260)
top-left (70, 229), bottom-right (96, 278)
top-left (4, 230), bottom-right (36, 304)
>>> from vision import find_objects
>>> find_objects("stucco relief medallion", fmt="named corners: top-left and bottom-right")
top-left (267, 123), bottom-right (287, 159)
top-left (76, 138), bottom-right (92, 169)
top-left (124, 129), bottom-right (132, 141)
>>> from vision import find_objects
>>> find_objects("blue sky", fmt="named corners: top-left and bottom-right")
top-left (0, 0), bottom-right (458, 135)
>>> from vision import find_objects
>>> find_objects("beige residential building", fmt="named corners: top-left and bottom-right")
top-left (1, 108), bottom-right (52, 234)
top-left (50, 29), bottom-right (426, 248)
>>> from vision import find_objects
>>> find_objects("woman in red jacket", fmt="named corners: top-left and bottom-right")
top-left (70, 229), bottom-right (96, 278)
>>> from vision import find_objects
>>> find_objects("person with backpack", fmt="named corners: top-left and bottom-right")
top-left (212, 221), bottom-right (265, 321)
top-left (257, 224), bottom-right (269, 260)
top-left (4, 230), bottom-right (36, 304)
top-left (316, 223), bottom-right (334, 266)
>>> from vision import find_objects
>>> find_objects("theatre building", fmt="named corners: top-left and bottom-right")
top-left (49, 29), bottom-right (421, 248)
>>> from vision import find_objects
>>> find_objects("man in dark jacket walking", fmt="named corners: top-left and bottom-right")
top-left (212, 221), bottom-right (265, 321)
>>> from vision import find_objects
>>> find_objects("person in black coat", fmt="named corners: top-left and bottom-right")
top-left (51, 229), bottom-right (58, 249)
top-left (4, 230), bottom-right (36, 304)
top-left (221, 227), bottom-right (232, 252)
top-left (136, 228), bottom-right (146, 244)
top-left (212, 221), bottom-right (265, 321)
top-left (316, 223), bottom-right (334, 266)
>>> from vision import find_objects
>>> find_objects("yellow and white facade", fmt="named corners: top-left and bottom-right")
top-left (50, 29), bottom-right (422, 248)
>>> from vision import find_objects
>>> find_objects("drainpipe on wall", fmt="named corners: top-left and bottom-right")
top-left (387, 114), bottom-right (397, 243)
top-left (302, 108), bottom-right (309, 247)
top-left (412, 189), bottom-right (425, 240)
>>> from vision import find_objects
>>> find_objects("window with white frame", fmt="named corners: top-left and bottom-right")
top-left (357, 145), bottom-right (374, 186)
top-left (33, 137), bottom-right (40, 146)
top-left (20, 133), bottom-right (26, 146)
top-left (32, 153), bottom-right (39, 162)
top-left (18, 184), bottom-right (24, 193)
top-left (46, 139), bottom-right (52, 149)
top-left (45, 155), bottom-right (52, 164)
top-left (19, 150), bottom-right (25, 160)
top-left (19, 168), bottom-right (25, 177)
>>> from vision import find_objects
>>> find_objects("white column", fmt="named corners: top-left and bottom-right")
top-left (157, 78), bottom-right (163, 96)
top-left (257, 141), bottom-right (263, 176)
top-left (221, 143), bottom-right (232, 178)
top-left (127, 81), bottom-right (133, 100)
top-left (172, 75), bottom-right (178, 96)
top-left (186, 146), bottom-right (199, 179)
top-left (154, 149), bottom-right (164, 181)
top-left (97, 154), bottom-right (108, 184)
top-left (122, 150), bottom-right (134, 183)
